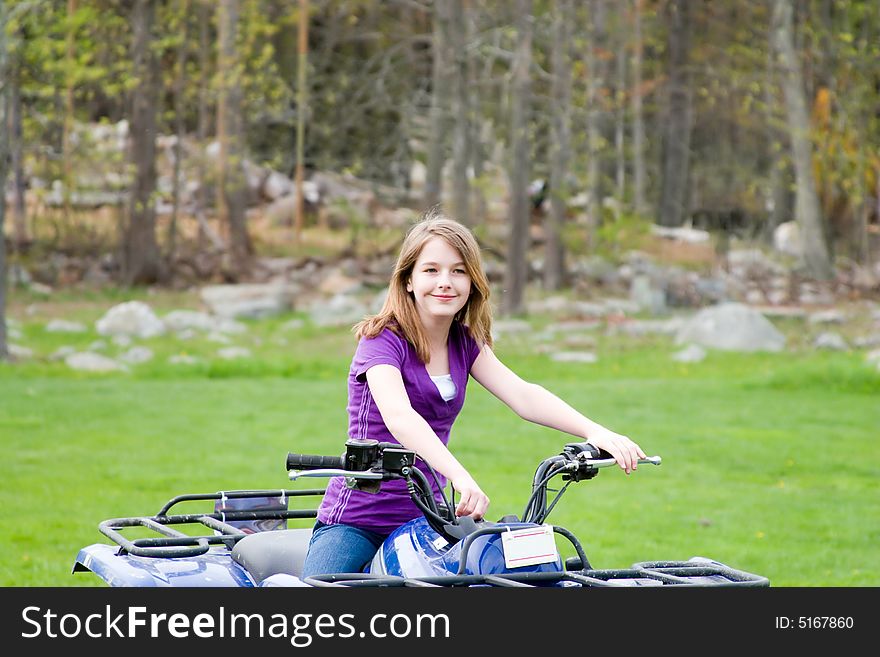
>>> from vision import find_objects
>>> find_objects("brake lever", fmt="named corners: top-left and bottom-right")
top-left (578, 455), bottom-right (662, 468)
top-left (288, 468), bottom-right (383, 480)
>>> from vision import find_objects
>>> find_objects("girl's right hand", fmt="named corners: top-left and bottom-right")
top-left (451, 473), bottom-right (490, 520)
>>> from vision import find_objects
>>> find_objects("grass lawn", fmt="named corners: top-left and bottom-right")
top-left (1, 290), bottom-right (878, 587)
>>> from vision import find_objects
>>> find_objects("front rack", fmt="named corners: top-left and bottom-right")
top-left (301, 559), bottom-right (770, 587)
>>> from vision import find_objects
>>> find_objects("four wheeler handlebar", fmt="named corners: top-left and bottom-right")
top-left (286, 438), bottom-right (662, 541)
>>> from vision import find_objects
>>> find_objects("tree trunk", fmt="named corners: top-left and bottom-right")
top-left (772, 0), bottom-right (833, 280)
top-left (585, 0), bottom-right (604, 240)
top-left (294, 0), bottom-right (309, 239)
top-left (217, 0), bottom-right (252, 278)
top-left (0, 0), bottom-right (10, 360)
top-left (9, 44), bottom-right (27, 250)
top-left (195, 0), bottom-right (222, 252)
top-left (167, 0), bottom-right (190, 270)
top-left (122, 0), bottom-right (161, 285)
top-left (448, 0), bottom-right (470, 226)
top-left (630, 0), bottom-right (646, 216)
top-left (657, 0), bottom-right (693, 227)
top-left (61, 0), bottom-right (76, 220)
top-left (502, 0), bottom-right (532, 316)
top-left (545, 0), bottom-right (572, 291)
top-left (466, 5), bottom-right (487, 222)
top-left (764, 48), bottom-right (792, 243)
top-left (614, 13), bottom-right (626, 204)
top-left (424, 0), bottom-right (450, 209)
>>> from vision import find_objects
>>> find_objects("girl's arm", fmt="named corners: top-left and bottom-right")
top-left (470, 345), bottom-right (646, 473)
top-left (364, 364), bottom-right (490, 519)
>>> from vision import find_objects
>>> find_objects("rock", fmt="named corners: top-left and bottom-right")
top-left (813, 332), bottom-right (849, 350)
top-left (602, 298), bottom-right (641, 315)
top-left (309, 294), bottom-right (369, 327)
top-left (168, 354), bottom-right (199, 365)
top-left (853, 335), bottom-right (880, 348)
top-left (29, 282), bottom-right (53, 296)
top-left (119, 346), bottom-right (154, 364)
top-left (8, 344), bottom-right (34, 360)
top-left (650, 224), bottom-right (711, 244)
top-left (200, 283), bottom-right (295, 319)
top-left (46, 319), bottom-right (87, 333)
top-left (808, 309), bottom-right (847, 324)
top-left (773, 221), bottom-right (801, 257)
top-left (163, 309), bottom-right (216, 332)
top-left (163, 309), bottom-right (247, 334)
top-left (614, 318), bottom-right (684, 336)
top-left (96, 301), bottom-right (166, 339)
top-left (745, 288), bottom-right (765, 305)
top-left (675, 302), bottom-right (786, 352)
top-left (206, 331), bottom-right (233, 344)
top-left (318, 269), bottom-right (362, 296)
top-left (549, 351), bottom-right (598, 363)
top-left (493, 319), bottom-right (533, 335)
top-left (630, 274), bottom-right (667, 315)
top-left (65, 352), bottom-right (127, 372)
top-left (261, 170), bottom-right (294, 200)
top-left (672, 344), bottom-right (707, 362)
top-left (545, 320), bottom-right (603, 334)
top-left (217, 346), bottom-right (252, 360)
top-left (49, 346), bottom-right (77, 361)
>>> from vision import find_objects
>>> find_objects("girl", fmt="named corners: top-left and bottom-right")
top-left (300, 209), bottom-right (646, 577)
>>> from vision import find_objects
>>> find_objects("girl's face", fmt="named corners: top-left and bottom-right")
top-left (406, 237), bottom-right (471, 325)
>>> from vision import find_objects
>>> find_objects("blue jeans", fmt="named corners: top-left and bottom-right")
top-left (300, 521), bottom-right (389, 578)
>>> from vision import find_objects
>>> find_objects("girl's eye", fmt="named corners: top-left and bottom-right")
top-left (424, 267), bottom-right (437, 273)
top-left (454, 268), bottom-right (467, 275)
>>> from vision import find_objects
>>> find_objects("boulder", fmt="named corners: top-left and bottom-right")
top-left (65, 352), bottom-right (127, 372)
top-left (200, 283), bottom-right (296, 319)
top-left (96, 301), bottom-right (166, 339)
top-left (675, 302), bottom-right (786, 352)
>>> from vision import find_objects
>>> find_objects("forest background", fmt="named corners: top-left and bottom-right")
top-left (1, 0), bottom-right (879, 325)
top-left (0, 1), bottom-right (879, 588)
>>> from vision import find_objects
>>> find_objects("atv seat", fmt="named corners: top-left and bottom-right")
top-left (231, 528), bottom-right (313, 584)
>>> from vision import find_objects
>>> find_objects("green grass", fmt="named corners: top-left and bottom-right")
top-left (2, 294), bottom-right (879, 587)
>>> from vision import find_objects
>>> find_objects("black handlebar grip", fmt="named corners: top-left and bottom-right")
top-left (286, 453), bottom-right (346, 471)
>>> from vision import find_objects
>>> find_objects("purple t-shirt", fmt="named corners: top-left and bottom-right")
top-left (317, 322), bottom-right (482, 534)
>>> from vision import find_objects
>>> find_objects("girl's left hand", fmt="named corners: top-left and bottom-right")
top-left (587, 429), bottom-right (647, 474)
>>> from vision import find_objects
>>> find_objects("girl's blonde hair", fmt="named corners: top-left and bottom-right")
top-left (354, 208), bottom-right (493, 363)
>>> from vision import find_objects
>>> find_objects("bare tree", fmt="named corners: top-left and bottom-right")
top-left (771, 0), bottom-right (833, 279)
top-left (544, 0), bottom-right (573, 291)
top-left (584, 0), bottom-right (605, 240)
top-left (294, 0), bottom-right (309, 240)
top-left (217, 0), bottom-right (252, 278)
top-left (424, 0), bottom-right (450, 209)
top-left (7, 19), bottom-right (26, 251)
top-left (1, 0), bottom-right (10, 360)
top-left (121, 0), bottom-right (161, 285)
top-left (613, 10), bottom-right (626, 203)
top-left (630, 0), bottom-right (647, 216)
top-left (502, 0), bottom-right (533, 316)
top-left (448, 0), bottom-right (470, 226)
top-left (195, 0), bottom-right (223, 253)
top-left (657, 0), bottom-right (693, 227)
top-left (167, 0), bottom-right (191, 268)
